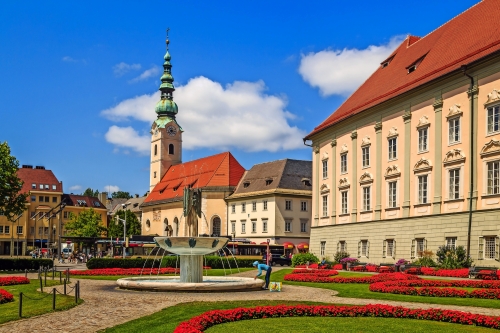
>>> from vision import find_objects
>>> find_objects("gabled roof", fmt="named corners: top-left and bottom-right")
top-left (17, 166), bottom-right (62, 195)
top-left (307, 0), bottom-right (500, 138)
top-left (62, 194), bottom-right (105, 209)
top-left (143, 152), bottom-right (245, 205)
top-left (227, 159), bottom-right (312, 199)
top-left (112, 195), bottom-right (147, 214)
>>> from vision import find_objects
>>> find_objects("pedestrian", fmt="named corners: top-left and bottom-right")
top-left (253, 261), bottom-right (272, 290)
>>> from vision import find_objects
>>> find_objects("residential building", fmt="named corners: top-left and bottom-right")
top-left (225, 159), bottom-right (312, 254)
top-left (60, 194), bottom-right (107, 236)
top-left (111, 194), bottom-right (147, 225)
top-left (305, 0), bottom-right (500, 265)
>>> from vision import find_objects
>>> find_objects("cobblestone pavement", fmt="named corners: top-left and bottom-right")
top-left (2, 270), bottom-right (500, 333)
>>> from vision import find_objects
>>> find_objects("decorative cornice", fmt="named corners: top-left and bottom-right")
top-left (443, 149), bottom-right (466, 165)
top-left (340, 144), bottom-right (348, 154)
top-left (480, 139), bottom-right (500, 157)
top-left (402, 111), bottom-right (412, 123)
top-left (320, 183), bottom-right (330, 194)
top-left (361, 136), bottom-right (371, 147)
top-left (484, 89), bottom-right (500, 107)
top-left (330, 139), bottom-right (337, 147)
top-left (387, 127), bottom-right (398, 138)
top-left (314, 146), bottom-right (320, 154)
top-left (351, 131), bottom-right (358, 139)
top-left (433, 98), bottom-right (443, 109)
top-left (359, 172), bottom-right (373, 184)
top-left (374, 122), bottom-right (382, 132)
top-left (416, 115), bottom-right (430, 129)
top-left (467, 85), bottom-right (479, 98)
top-left (414, 158), bottom-right (432, 172)
top-left (385, 165), bottom-right (401, 178)
top-left (338, 177), bottom-right (350, 189)
top-left (321, 152), bottom-right (329, 160)
top-left (446, 104), bottom-right (463, 119)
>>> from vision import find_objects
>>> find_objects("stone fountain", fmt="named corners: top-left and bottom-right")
top-left (116, 188), bottom-right (264, 292)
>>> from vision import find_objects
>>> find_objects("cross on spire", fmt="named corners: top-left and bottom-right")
top-left (166, 27), bottom-right (170, 50)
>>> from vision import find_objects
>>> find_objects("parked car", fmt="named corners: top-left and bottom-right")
top-left (62, 248), bottom-right (71, 259)
top-left (263, 253), bottom-right (292, 266)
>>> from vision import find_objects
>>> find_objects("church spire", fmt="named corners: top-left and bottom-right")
top-left (155, 28), bottom-right (178, 118)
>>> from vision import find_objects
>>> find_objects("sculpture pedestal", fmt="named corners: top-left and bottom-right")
top-left (180, 254), bottom-right (203, 283)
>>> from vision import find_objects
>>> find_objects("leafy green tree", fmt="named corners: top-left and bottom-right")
top-left (0, 142), bottom-right (28, 220)
top-left (82, 188), bottom-right (99, 197)
top-left (108, 209), bottom-right (141, 238)
top-left (112, 191), bottom-right (132, 199)
top-left (64, 208), bottom-right (107, 237)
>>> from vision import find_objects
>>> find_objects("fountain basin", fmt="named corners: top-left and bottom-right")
top-left (154, 236), bottom-right (229, 255)
top-left (116, 276), bottom-right (264, 292)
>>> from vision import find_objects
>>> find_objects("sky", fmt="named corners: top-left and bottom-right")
top-left (0, 0), bottom-right (479, 197)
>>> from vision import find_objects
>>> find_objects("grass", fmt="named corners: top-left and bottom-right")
top-left (272, 269), bottom-right (500, 309)
top-left (206, 317), bottom-right (497, 332)
top-left (71, 268), bottom-right (254, 280)
top-left (0, 279), bottom-right (82, 324)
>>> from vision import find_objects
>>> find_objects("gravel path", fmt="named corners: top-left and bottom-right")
top-left (2, 270), bottom-right (500, 333)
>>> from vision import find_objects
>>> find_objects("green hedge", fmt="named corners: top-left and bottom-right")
top-left (87, 256), bottom-right (257, 269)
top-left (0, 258), bottom-right (53, 271)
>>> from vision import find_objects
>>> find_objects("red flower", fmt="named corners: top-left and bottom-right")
top-left (0, 288), bottom-right (14, 304)
top-left (68, 268), bottom-right (179, 276)
top-left (0, 276), bottom-right (30, 286)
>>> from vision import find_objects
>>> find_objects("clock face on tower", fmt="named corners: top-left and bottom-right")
top-left (166, 125), bottom-right (177, 137)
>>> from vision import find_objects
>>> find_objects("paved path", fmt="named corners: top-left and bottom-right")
top-left (2, 270), bottom-right (500, 333)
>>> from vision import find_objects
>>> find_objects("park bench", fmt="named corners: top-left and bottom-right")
top-left (350, 262), bottom-right (368, 272)
top-left (401, 264), bottom-right (422, 275)
top-left (377, 263), bottom-right (395, 273)
top-left (469, 266), bottom-right (498, 280)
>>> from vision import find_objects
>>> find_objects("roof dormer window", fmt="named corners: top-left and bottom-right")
top-left (265, 179), bottom-right (273, 186)
top-left (408, 65), bottom-right (417, 73)
top-left (380, 55), bottom-right (395, 69)
top-left (301, 178), bottom-right (312, 186)
top-left (243, 182), bottom-right (250, 188)
top-left (406, 54), bottom-right (427, 74)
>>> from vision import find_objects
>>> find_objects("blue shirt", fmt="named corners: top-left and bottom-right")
top-left (256, 263), bottom-right (270, 277)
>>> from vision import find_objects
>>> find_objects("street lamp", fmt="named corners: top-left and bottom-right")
top-left (121, 203), bottom-right (131, 258)
top-left (10, 214), bottom-right (22, 258)
top-left (55, 202), bottom-right (66, 262)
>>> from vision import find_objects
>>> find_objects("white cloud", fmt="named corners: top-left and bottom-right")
top-left (128, 66), bottom-right (160, 83)
top-left (104, 125), bottom-right (151, 154)
top-left (103, 185), bottom-right (120, 193)
top-left (68, 185), bottom-right (82, 191)
top-left (113, 62), bottom-right (141, 77)
top-left (102, 76), bottom-right (306, 153)
top-left (298, 36), bottom-right (405, 96)
top-left (62, 56), bottom-right (77, 62)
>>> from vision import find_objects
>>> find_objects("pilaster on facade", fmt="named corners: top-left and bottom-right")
top-left (351, 131), bottom-right (358, 222)
top-left (433, 97), bottom-right (443, 214)
top-left (468, 84), bottom-right (479, 211)
top-left (374, 121), bottom-right (382, 220)
top-left (330, 138), bottom-right (337, 224)
top-left (402, 110), bottom-right (412, 217)
top-left (314, 146), bottom-right (320, 226)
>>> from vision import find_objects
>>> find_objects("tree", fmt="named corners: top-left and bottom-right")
top-left (112, 191), bottom-right (132, 199)
top-left (64, 208), bottom-right (107, 237)
top-left (0, 142), bottom-right (28, 220)
top-left (82, 188), bottom-right (99, 197)
top-left (108, 209), bottom-right (141, 238)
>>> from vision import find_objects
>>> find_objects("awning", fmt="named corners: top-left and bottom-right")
top-left (260, 242), bottom-right (268, 245)
top-left (250, 242), bottom-right (256, 244)
top-left (297, 242), bottom-right (309, 250)
top-left (282, 242), bottom-right (294, 249)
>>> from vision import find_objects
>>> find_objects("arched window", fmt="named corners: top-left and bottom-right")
top-left (145, 219), bottom-right (151, 231)
top-left (154, 144), bottom-right (158, 156)
top-left (212, 216), bottom-right (221, 236)
top-left (169, 144), bottom-right (174, 155)
top-left (174, 217), bottom-right (179, 236)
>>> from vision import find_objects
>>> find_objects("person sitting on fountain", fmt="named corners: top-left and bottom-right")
top-left (253, 261), bottom-right (272, 290)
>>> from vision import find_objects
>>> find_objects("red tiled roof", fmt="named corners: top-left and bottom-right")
top-left (306, 0), bottom-right (500, 138)
top-left (17, 167), bottom-right (62, 196)
top-left (62, 194), bottom-right (105, 209)
top-left (144, 152), bottom-right (245, 204)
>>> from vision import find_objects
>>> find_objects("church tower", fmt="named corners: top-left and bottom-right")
top-left (150, 30), bottom-right (183, 189)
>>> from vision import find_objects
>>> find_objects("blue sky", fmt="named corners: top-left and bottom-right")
top-left (0, 0), bottom-right (478, 196)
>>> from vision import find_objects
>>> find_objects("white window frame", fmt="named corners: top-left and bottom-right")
top-left (300, 201), bottom-right (307, 212)
top-left (17, 226), bottom-right (23, 234)
top-left (362, 185), bottom-right (371, 211)
top-left (448, 116), bottom-right (461, 145)
top-left (448, 168), bottom-right (461, 200)
top-left (387, 180), bottom-right (398, 208)
top-left (241, 220), bottom-right (246, 233)
top-left (478, 236), bottom-right (499, 260)
top-left (251, 220), bottom-right (257, 233)
top-left (285, 219), bottom-right (292, 232)
top-left (362, 146), bottom-right (370, 168)
top-left (241, 203), bottom-right (246, 213)
top-left (411, 238), bottom-right (427, 259)
top-left (338, 240), bottom-right (347, 252)
top-left (252, 201), bottom-right (257, 212)
top-left (320, 241), bottom-right (326, 256)
top-left (322, 195), bottom-right (328, 217)
top-left (388, 137), bottom-right (397, 161)
top-left (231, 221), bottom-right (236, 234)
top-left (340, 153), bottom-right (348, 174)
top-left (285, 200), bottom-right (292, 211)
top-left (383, 239), bottom-right (396, 258)
top-left (231, 204), bottom-right (235, 214)
top-left (487, 105), bottom-right (500, 135)
top-left (322, 159), bottom-right (328, 179)
top-left (4, 226), bottom-right (10, 234)
top-left (340, 191), bottom-right (348, 215)
top-left (487, 160), bottom-right (500, 195)
top-left (446, 237), bottom-right (457, 249)
top-left (300, 219), bottom-right (307, 233)
top-left (418, 127), bottom-right (429, 153)
top-left (415, 173), bottom-right (431, 205)
top-left (263, 200), bottom-right (268, 211)
top-left (262, 219), bottom-right (268, 233)
top-left (358, 240), bottom-right (369, 258)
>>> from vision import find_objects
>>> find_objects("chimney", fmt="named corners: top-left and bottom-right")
top-left (135, 194), bottom-right (139, 198)
top-left (99, 192), bottom-right (108, 206)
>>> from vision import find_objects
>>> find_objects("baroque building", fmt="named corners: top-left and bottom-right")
top-left (305, 0), bottom-right (500, 265)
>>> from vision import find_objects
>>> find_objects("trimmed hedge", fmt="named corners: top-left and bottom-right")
top-left (87, 256), bottom-right (257, 269)
top-left (0, 258), bottom-right (53, 271)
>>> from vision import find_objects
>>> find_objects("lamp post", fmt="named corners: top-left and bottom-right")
top-left (55, 203), bottom-right (66, 262)
top-left (121, 203), bottom-right (130, 258)
top-left (231, 232), bottom-right (235, 255)
top-left (266, 238), bottom-right (270, 266)
top-left (10, 214), bottom-right (22, 258)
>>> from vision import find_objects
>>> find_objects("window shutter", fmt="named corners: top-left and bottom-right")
top-left (410, 239), bottom-right (416, 259)
top-left (382, 240), bottom-right (387, 258)
top-left (337, 241), bottom-right (340, 253)
top-left (357, 241), bottom-right (361, 258)
top-left (367, 240), bottom-right (370, 258)
top-left (393, 240), bottom-right (397, 259)
top-left (496, 237), bottom-right (500, 261)
top-left (478, 237), bottom-right (484, 260)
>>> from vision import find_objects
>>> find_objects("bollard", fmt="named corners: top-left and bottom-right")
top-left (52, 288), bottom-right (56, 310)
top-left (75, 282), bottom-right (78, 303)
top-left (18, 292), bottom-right (22, 318)
top-left (64, 279), bottom-right (66, 295)
top-left (39, 276), bottom-right (43, 293)
top-left (44, 269), bottom-right (47, 286)
top-left (52, 267), bottom-right (55, 280)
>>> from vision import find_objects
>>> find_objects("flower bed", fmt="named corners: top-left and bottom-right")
top-left (173, 304), bottom-right (500, 332)
top-left (284, 272), bottom-right (418, 284)
top-left (69, 267), bottom-right (179, 276)
top-left (0, 276), bottom-right (30, 286)
top-left (332, 264), bottom-right (342, 270)
top-left (289, 269), bottom-right (339, 277)
top-left (0, 289), bottom-right (14, 304)
top-left (370, 279), bottom-right (500, 299)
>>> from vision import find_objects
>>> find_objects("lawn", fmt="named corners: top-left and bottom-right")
top-left (206, 317), bottom-right (497, 332)
top-left (71, 268), bottom-right (254, 280)
top-left (272, 269), bottom-right (500, 309)
top-left (0, 279), bottom-right (81, 324)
